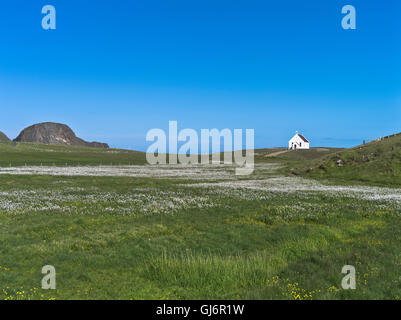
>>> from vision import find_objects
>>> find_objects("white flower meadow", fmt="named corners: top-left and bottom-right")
top-left (0, 164), bottom-right (399, 217)
top-left (186, 176), bottom-right (401, 205)
top-left (0, 188), bottom-right (215, 216)
top-left (0, 165), bottom-right (236, 180)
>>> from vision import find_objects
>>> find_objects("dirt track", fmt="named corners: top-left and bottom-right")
top-left (264, 150), bottom-right (289, 158)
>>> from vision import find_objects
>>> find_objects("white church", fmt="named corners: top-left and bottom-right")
top-left (288, 131), bottom-right (310, 150)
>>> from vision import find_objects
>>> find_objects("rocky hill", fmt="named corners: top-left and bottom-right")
top-left (0, 131), bottom-right (10, 142)
top-left (14, 122), bottom-right (109, 148)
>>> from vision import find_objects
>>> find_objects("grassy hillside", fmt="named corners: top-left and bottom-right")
top-left (274, 148), bottom-right (346, 161)
top-left (255, 147), bottom-right (344, 162)
top-left (254, 147), bottom-right (345, 177)
top-left (298, 133), bottom-right (401, 186)
top-left (0, 142), bottom-right (146, 166)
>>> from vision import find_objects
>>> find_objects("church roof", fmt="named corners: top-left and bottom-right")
top-left (297, 134), bottom-right (309, 143)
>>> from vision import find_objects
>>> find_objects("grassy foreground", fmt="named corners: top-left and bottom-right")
top-left (0, 140), bottom-right (400, 299)
top-left (0, 163), bottom-right (400, 299)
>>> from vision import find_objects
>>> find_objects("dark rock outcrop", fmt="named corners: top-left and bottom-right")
top-left (0, 131), bottom-right (10, 142)
top-left (14, 122), bottom-right (109, 148)
top-left (85, 141), bottom-right (109, 149)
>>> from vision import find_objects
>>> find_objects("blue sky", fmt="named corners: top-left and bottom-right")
top-left (0, 0), bottom-right (400, 150)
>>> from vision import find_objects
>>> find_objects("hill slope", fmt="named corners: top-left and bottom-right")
top-left (301, 133), bottom-right (401, 186)
top-left (0, 131), bottom-right (10, 142)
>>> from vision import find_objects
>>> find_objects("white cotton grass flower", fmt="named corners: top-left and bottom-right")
top-left (185, 176), bottom-right (401, 205)
top-left (0, 188), bottom-right (217, 216)
top-left (0, 164), bottom-right (237, 180)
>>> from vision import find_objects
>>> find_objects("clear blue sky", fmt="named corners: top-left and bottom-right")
top-left (0, 0), bottom-right (400, 150)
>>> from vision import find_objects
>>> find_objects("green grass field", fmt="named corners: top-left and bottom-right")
top-left (0, 140), bottom-right (400, 300)
top-left (0, 142), bottom-right (147, 167)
